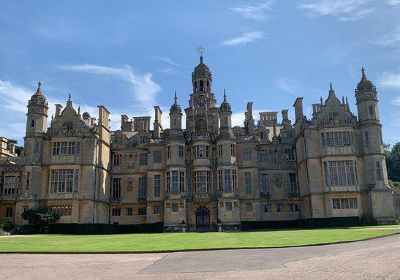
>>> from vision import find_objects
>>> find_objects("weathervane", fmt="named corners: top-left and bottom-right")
top-left (197, 46), bottom-right (204, 56)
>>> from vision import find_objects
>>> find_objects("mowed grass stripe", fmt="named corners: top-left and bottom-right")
top-left (0, 228), bottom-right (398, 253)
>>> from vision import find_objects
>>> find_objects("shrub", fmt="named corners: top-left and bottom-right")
top-left (360, 214), bottom-right (378, 226)
top-left (0, 217), bottom-right (14, 232)
top-left (21, 207), bottom-right (60, 233)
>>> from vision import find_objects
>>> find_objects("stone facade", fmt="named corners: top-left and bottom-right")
top-left (0, 57), bottom-right (397, 230)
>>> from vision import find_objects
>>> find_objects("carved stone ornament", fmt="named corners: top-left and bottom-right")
top-left (274, 174), bottom-right (282, 187)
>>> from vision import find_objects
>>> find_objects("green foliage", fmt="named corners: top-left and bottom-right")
top-left (7, 138), bottom-right (24, 156)
top-left (385, 142), bottom-right (400, 182)
top-left (359, 214), bottom-right (378, 226)
top-left (241, 217), bottom-right (362, 230)
top-left (0, 217), bottom-right (14, 232)
top-left (0, 230), bottom-right (10, 236)
top-left (21, 207), bottom-right (60, 233)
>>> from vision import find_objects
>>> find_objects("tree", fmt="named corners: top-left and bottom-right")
top-left (386, 142), bottom-right (400, 182)
top-left (0, 217), bottom-right (14, 232)
top-left (21, 207), bottom-right (60, 233)
top-left (7, 139), bottom-right (24, 156)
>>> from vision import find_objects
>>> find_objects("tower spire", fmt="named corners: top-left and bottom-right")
top-left (36, 81), bottom-right (42, 94)
top-left (174, 90), bottom-right (178, 104)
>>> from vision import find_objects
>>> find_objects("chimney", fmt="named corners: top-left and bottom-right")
top-left (293, 97), bottom-right (304, 121)
top-left (312, 104), bottom-right (321, 118)
top-left (55, 104), bottom-right (63, 117)
top-left (153, 106), bottom-right (162, 138)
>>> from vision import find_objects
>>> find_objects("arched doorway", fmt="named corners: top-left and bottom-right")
top-left (196, 206), bottom-right (210, 230)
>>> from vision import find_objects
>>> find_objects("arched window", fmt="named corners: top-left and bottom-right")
top-left (206, 81), bottom-right (210, 90)
top-left (200, 80), bottom-right (204, 91)
top-left (194, 81), bottom-right (197, 92)
top-left (30, 119), bottom-right (34, 128)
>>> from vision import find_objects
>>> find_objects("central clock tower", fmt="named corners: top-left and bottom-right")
top-left (186, 55), bottom-right (219, 134)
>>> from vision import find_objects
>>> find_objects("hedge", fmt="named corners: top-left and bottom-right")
top-left (19, 222), bottom-right (164, 235)
top-left (241, 217), bottom-right (362, 231)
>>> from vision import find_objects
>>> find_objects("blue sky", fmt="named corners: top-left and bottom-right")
top-left (1, 0), bottom-right (400, 145)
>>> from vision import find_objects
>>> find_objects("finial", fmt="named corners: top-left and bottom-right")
top-left (68, 93), bottom-right (71, 101)
top-left (361, 66), bottom-right (366, 79)
top-left (174, 90), bottom-right (178, 104)
top-left (36, 81), bottom-right (42, 94)
top-left (223, 89), bottom-right (227, 101)
top-left (320, 96), bottom-right (323, 105)
top-left (346, 96), bottom-right (349, 105)
top-left (78, 106), bottom-right (81, 115)
top-left (330, 82), bottom-right (333, 91)
top-left (342, 95), bottom-right (345, 104)
top-left (197, 46), bottom-right (204, 62)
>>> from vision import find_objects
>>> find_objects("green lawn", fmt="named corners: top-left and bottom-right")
top-left (0, 227), bottom-right (398, 253)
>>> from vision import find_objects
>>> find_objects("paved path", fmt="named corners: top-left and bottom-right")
top-left (0, 234), bottom-right (399, 280)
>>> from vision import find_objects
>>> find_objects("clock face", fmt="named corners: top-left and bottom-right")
top-left (196, 99), bottom-right (205, 108)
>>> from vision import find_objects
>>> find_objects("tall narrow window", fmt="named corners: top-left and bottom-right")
top-left (171, 171), bottom-right (179, 193)
top-left (231, 144), bottom-right (236, 157)
top-left (153, 150), bottom-right (162, 163)
top-left (179, 171), bottom-right (185, 192)
top-left (232, 170), bottom-right (237, 190)
top-left (167, 146), bottom-right (171, 159)
top-left (139, 177), bottom-right (147, 199)
top-left (26, 172), bottom-right (30, 190)
top-left (111, 178), bottom-right (121, 199)
top-left (195, 171), bottom-right (209, 193)
top-left (154, 175), bottom-right (161, 197)
top-left (245, 172), bottom-right (252, 194)
top-left (224, 169), bottom-right (231, 191)
top-left (376, 161), bottom-right (382, 180)
top-left (287, 173), bottom-right (298, 195)
top-left (321, 133), bottom-right (325, 147)
top-left (259, 174), bottom-right (269, 194)
top-left (139, 154), bottom-right (148, 166)
top-left (365, 131), bottom-right (370, 146)
top-left (218, 145), bottom-right (223, 158)
top-left (30, 119), bottom-right (34, 128)
top-left (179, 146), bottom-right (184, 158)
top-left (166, 172), bottom-right (170, 192)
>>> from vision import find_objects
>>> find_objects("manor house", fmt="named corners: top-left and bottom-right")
top-left (0, 56), bottom-right (396, 230)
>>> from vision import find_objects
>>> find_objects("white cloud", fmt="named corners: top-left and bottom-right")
top-left (371, 27), bottom-right (400, 46)
top-left (0, 79), bottom-right (125, 140)
top-left (152, 56), bottom-right (181, 67)
top-left (59, 64), bottom-right (161, 105)
top-left (223, 31), bottom-right (265, 46)
top-left (33, 19), bottom-right (81, 41)
top-left (276, 78), bottom-right (297, 95)
top-left (378, 72), bottom-right (400, 88)
top-left (299, 0), bottom-right (375, 21)
top-left (388, 0), bottom-right (400, 5)
top-left (392, 96), bottom-right (400, 106)
top-left (339, 7), bottom-right (375, 21)
top-left (230, 1), bottom-right (276, 21)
